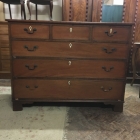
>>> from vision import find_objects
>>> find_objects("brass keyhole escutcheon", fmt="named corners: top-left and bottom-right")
top-left (68, 81), bottom-right (71, 86)
top-left (70, 28), bottom-right (72, 32)
top-left (110, 28), bottom-right (112, 34)
top-left (105, 28), bottom-right (117, 37)
top-left (29, 26), bottom-right (32, 31)
top-left (69, 43), bottom-right (72, 48)
top-left (68, 61), bottom-right (71, 66)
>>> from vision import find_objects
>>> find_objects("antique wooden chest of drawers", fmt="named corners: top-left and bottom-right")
top-left (7, 20), bottom-right (133, 112)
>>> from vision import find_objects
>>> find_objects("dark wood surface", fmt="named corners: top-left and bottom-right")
top-left (123, 0), bottom-right (140, 77)
top-left (134, 0), bottom-right (140, 42)
top-left (92, 25), bottom-right (131, 42)
top-left (11, 41), bottom-right (128, 59)
top-left (10, 24), bottom-right (49, 39)
top-left (52, 25), bottom-right (90, 40)
top-left (123, 0), bottom-right (137, 23)
top-left (92, 0), bottom-right (102, 22)
top-left (62, 0), bottom-right (103, 22)
top-left (13, 79), bottom-right (125, 100)
top-left (0, 22), bottom-right (10, 79)
top-left (62, 0), bottom-right (93, 21)
top-left (12, 59), bottom-right (126, 79)
top-left (7, 20), bottom-right (133, 112)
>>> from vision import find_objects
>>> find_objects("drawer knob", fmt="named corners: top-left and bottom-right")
top-left (69, 43), bottom-right (72, 48)
top-left (68, 61), bottom-right (71, 66)
top-left (103, 48), bottom-right (116, 54)
top-left (102, 66), bottom-right (114, 72)
top-left (100, 86), bottom-right (112, 92)
top-left (24, 45), bottom-right (38, 51)
top-left (24, 26), bottom-right (37, 34)
top-left (25, 65), bottom-right (37, 70)
top-left (68, 81), bottom-right (71, 86)
top-left (70, 28), bottom-right (72, 32)
top-left (105, 28), bottom-right (117, 37)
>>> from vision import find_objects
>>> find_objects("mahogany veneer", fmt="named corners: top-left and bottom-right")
top-left (7, 20), bottom-right (133, 112)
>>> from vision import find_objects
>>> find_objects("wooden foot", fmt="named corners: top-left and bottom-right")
top-left (113, 103), bottom-right (123, 112)
top-left (13, 101), bottom-right (23, 111)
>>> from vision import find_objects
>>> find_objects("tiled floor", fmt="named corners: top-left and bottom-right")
top-left (0, 80), bottom-right (67, 140)
top-left (63, 84), bottom-right (140, 140)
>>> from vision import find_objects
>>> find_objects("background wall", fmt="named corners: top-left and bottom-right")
top-left (113, 0), bottom-right (123, 5)
top-left (0, 0), bottom-right (124, 21)
top-left (4, 0), bottom-right (62, 21)
top-left (104, 0), bottom-right (123, 5)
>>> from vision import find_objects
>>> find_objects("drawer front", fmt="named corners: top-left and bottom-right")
top-left (12, 41), bottom-right (128, 59)
top-left (0, 35), bottom-right (9, 48)
top-left (13, 79), bottom-right (125, 100)
top-left (92, 26), bottom-right (131, 42)
top-left (1, 48), bottom-right (10, 59)
top-left (10, 24), bottom-right (49, 39)
top-left (13, 59), bottom-right (126, 78)
top-left (52, 25), bottom-right (90, 40)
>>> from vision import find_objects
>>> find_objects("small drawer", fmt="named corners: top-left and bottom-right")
top-left (92, 26), bottom-right (131, 42)
top-left (10, 24), bottom-right (49, 39)
top-left (1, 48), bottom-right (10, 59)
top-left (52, 25), bottom-right (90, 40)
top-left (0, 35), bottom-right (9, 48)
top-left (13, 59), bottom-right (126, 79)
top-left (11, 41), bottom-right (128, 59)
top-left (13, 79), bottom-right (125, 100)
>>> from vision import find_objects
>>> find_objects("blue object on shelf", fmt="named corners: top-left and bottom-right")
top-left (102, 5), bottom-right (123, 22)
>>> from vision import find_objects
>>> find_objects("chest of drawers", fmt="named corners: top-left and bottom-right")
top-left (7, 20), bottom-right (133, 112)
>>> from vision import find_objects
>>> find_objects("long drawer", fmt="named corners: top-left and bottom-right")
top-left (10, 24), bottom-right (49, 39)
top-left (11, 41), bottom-right (128, 59)
top-left (13, 79), bottom-right (125, 100)
top-left (13, 59), bottom-right (126, 78)
top-left (92, 26), bottom-right (131, 42)
top-left (52, 25), bottom-right (90, 40)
